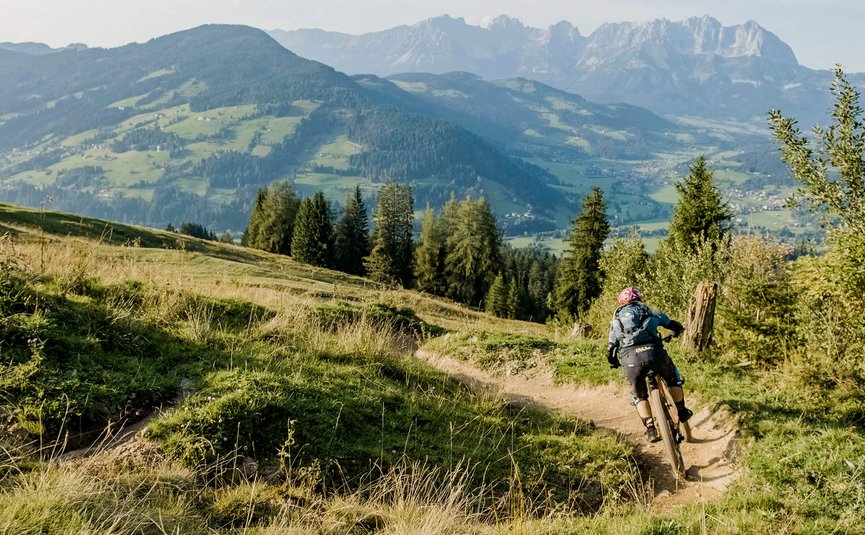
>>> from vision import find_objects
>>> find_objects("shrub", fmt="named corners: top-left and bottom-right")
top-left (716, 236), bottom-right (796, 366)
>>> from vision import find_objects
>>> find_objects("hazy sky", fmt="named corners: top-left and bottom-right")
top-left (1, 0), bottom-right (863, 72)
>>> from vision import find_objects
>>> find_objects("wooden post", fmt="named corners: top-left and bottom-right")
top-left (684, 281), bottom-right (717, 351)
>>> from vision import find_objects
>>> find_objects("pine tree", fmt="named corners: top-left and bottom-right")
top-left (498, 245), bottom-right (559, 323)
top-left (242, 187), bottom-right (268, 247)
top-left (242, 182), bottom-right (300, 255)
top-left (291, 191), bottom-right (334, 267)
top-left (179, 222), bottom-right (216, 240)
top-left (364, 182), bottom-right (415, 286)
top-left (445, 197), bottom-right (503, 305)
top-left (485, 273), bottom-right (508, 316)
top-left (555, 186), bottom-right (610, 318)
top-left (668, 156), bottom-right (733, 252)
top-left (770, 66), bottom-right (865, 233)
top-left (506, 278), bottom-right (519, 319)
top-left (414, 208), bottom-right (448, 295)
top-left (334, 186), bottom-right (370, 275)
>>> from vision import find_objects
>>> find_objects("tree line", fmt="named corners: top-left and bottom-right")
top-left (239, 180), bottom-right (560, 322)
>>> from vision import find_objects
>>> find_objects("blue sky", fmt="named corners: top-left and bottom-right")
top-left (0, 0), bottom-right (862, 72)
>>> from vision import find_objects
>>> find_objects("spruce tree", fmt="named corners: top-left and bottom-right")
top-left (414, 208), bottom-right (448, 295)
top-left (555, 186), bottom-right (610, 318)
top-left (498, 245), bottom-right (559, 323)
top-left (334, 186), bottom-right (370, 275)
top-left (668, 156), bottom-right (733, 252)
top-left (241, 187), bottom-right (266, 246)
top-left (364, 182), bottom-right (415, 286)
top-left (770, 66), bottom-right (865, 233)
top-left (485, 273), bottom-right (508, 316)
top-left (506, 278), bottom-right (520, 319)
top-left (242, 182), bottom-right (300, 255)
top-left (291, 191), bottom-right (334, 267)
top-left (445, 197), bottom-right (503, 305)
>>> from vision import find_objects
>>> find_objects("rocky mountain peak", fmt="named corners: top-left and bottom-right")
top-left (488, 15), bottom-right (525, 30)
top-left (584, 15), bottom-right (797, 65)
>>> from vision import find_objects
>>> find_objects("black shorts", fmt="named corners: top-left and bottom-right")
top-left (619, 343), bottom-right (682, 401)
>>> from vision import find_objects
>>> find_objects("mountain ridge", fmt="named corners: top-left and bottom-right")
top-left (268, 14), bottom-right (853, 122)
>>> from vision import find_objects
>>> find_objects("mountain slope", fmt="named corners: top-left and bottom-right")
top-left (0, 25), bottom-right (565, 232)
top-left (370, 71), bottom-right (682, 161)
top-left (269, 15), bottom-right (858, 123)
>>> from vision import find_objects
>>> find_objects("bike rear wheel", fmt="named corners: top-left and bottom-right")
top-left (660, 380), bottom-right (693, 443)
top-left (649, 386), bottom-right (686, 479)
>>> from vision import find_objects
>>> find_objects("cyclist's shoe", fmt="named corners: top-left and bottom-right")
top-left (645, 425), bottom-right (661, 443)
top-left (678, 407), bottom-right (693, 423)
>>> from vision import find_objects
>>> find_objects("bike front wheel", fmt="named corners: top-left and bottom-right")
top-left (649, 386), bottom-right (686, 479)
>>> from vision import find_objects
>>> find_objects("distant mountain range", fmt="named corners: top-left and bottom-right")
top-left (0, 42), bottom-right (87, 55)
top-left (270, 14), bottom-right (862, 123)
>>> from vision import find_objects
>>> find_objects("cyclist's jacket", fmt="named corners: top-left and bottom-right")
top-left (608, 302), bottom-right (681, 350)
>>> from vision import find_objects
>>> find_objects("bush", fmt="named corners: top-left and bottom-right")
top-left (641, 237), bottom-right (728, 320)
top-left (716, 236), bottom-right (796, 366)
top-left (789, 230), bottom-right (865, 396)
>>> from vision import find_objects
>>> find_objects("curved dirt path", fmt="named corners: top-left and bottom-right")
top-left (415, 350), bottom-right (739, 511)
top-left (58, 379), bottom-right (194, 461)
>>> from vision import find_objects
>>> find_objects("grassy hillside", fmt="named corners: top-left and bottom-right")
top-left (0, 204), bottom-right (639, 532)
top-left (1, 203), bottom-right (859, 533)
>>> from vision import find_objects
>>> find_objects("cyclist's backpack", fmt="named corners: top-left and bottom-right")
top-left (615, 303), bottom-right (657, 347)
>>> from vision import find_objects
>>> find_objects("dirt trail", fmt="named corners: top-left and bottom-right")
top-left (415, 350), bottom-right (739, 511)
top-left (58, 379), bottom-right (193, 461)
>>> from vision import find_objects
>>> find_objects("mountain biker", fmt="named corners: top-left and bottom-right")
top-left (607, 287), bottom-right (692, 443)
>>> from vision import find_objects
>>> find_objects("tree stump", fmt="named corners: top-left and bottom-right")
top-left (684, 281), bottom-right (717, 351)
top-left (570, 322), bottom-right (593, 338)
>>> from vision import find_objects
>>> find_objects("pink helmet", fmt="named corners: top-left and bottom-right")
top-left (617, 287), bottom-right (642, 305)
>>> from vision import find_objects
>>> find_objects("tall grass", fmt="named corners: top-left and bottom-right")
top-left (0, 453), bottom-right (205, 534)
top-left (1, 450), bottom-right (605, 534)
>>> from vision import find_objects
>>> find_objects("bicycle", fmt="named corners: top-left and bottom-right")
top-left (646, 367), bottom-right (691, 480)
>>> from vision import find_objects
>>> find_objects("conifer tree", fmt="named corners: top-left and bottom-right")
top-left (334, 186), bottom-right (370, 275)
top-left (445, 197), bottom-right (503, 305)
top-left (770, 66), bottom-right (865, 233)
top-left (364, 182), bottom-right (415, 286)
top-left (241, 188), bottom-right (266, 246)
top-left (242, 182), bottom-right (300, 254)
top-left (414, 208), bottom-right (448, 295)
top-left (506, 278), bottom-right (520, 319)
top-left (668, 156), bottom-right (733, 252)
top-left (485, 273), bottom-right (508, 316)
top-left (498, 245), bottom-right (558, 323)
top-left (555, 186), bottom-right (610, 318)
top-left (291, 191), bottom-right (334, 267)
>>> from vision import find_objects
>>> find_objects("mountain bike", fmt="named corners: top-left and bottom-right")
top-left (646, 368), bottom-right (691, 480)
